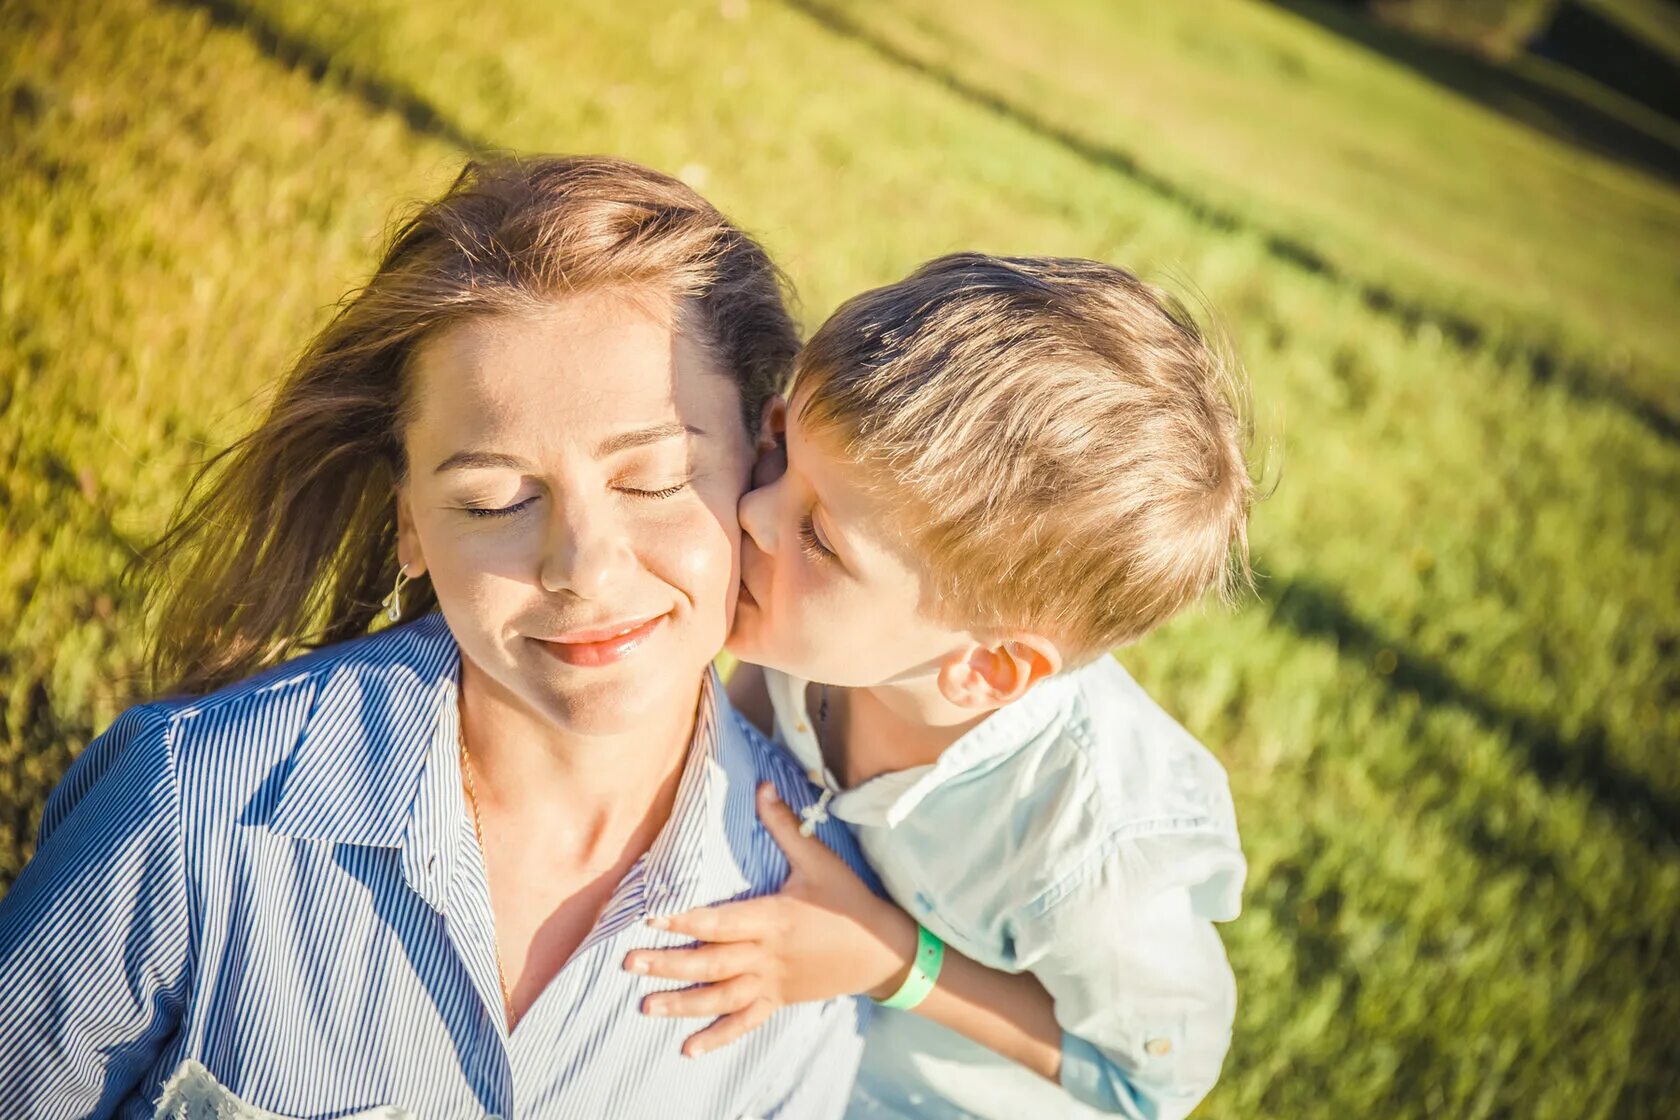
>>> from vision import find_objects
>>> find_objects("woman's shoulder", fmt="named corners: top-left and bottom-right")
top-left (158, 613), bottom-right (456, 724)
top-left (711, 676), bottom-right (875, 883)
top-left (55, 615), bottom-right (459, 832)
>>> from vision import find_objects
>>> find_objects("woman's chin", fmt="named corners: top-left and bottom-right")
top-left (528, 670), bottom-right (700, 737)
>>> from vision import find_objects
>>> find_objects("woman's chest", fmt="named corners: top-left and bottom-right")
top-left (162, 834), bottom-right (797, 1119)
top-left (481, 836), bottom-right (646, 1025)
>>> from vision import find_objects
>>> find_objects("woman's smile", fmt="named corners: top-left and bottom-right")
top-left (530, 611), bottom-right (671, 668)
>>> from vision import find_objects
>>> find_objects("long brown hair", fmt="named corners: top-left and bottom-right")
top-left (143, 155), bottom-right (799, 697)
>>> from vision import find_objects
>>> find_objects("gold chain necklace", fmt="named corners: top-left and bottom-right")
top-left (458, 721), bottom-right (516, 1024)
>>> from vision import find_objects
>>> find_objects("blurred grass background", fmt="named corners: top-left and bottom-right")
top-left (2, 0), bottom-right (1676, 1115)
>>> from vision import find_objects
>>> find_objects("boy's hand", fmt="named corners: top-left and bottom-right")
top-left (624, 782), bottom-right (918, 1057)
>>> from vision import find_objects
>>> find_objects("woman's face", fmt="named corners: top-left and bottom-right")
top-left (396, 289), bottom-right (755, 737)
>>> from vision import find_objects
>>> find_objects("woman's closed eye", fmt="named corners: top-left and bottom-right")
top-left (619, 479), bottom-right (691, 500)
top-left (462, 495), bottom-right (538, 519)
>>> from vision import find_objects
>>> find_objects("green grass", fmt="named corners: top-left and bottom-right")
top-left (797, 0), bottom-right (1680, 418)
top-left (1583, 0), bottom-right (1680, 65)
top-left (2, 0), bottom-right (1677, 1115)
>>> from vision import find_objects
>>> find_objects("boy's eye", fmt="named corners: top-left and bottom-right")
top-left (462, 496), bottom-right (537, 519)
top-left (798, 514), bottom-right (833, 561)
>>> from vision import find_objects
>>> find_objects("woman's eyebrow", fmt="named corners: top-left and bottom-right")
top-left (431, 423), bottom-right (704, 474)
top-left (433, 450), bottom-right (530, 474)
top-left (593, 422), bottom-right (704, 457)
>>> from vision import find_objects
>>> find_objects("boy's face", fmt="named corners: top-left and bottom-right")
top-left (729, 391), bottom-right (970, 686)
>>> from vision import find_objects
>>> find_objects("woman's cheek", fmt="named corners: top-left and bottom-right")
top-left (650, 502), bottom-right (739, 622)
top-left (432, 514), bottom-right (543, 584)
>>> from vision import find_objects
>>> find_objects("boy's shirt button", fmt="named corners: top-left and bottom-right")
top-left (1145, 1038), bottom-right (1173, 1057)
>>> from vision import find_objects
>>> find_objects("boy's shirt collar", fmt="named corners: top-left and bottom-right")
top-left (767, 662), bottom-right (1091, 829)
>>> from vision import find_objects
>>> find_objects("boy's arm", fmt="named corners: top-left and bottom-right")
top-left (891, 939), bottom-right (1064, 1080)
top-left (725, 660), bottom-right (774, 738)
top-left (1014, 862), bottom-right (1238, 1119)
top-left (624, 785), bottom-right (1062, 1083)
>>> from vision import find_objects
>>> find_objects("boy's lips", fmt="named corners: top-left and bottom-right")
top-left (531, 612), bottom-right (669, 667)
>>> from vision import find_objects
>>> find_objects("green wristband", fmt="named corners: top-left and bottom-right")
top-left (874, 923), bottom-right (945, 1010)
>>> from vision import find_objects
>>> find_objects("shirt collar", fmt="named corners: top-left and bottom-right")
top-left (811, 664), bottom-right (1094, 829)
top-left (639, 668), bottom-right (762, 918)
top-left (268, 612), bottom-right (460, 848)
top-left (269, 614), bottom-right (761, 919)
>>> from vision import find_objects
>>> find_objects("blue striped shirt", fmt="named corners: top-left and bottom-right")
top-left (0, 612), bottom-right (869, 1119)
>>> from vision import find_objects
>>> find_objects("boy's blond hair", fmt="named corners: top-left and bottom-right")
top-left (796, 253), bottom-right (1254, 661)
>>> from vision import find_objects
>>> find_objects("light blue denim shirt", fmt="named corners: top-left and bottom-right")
top-left (0, 613), bottom-right (868, 1120)
top-left (766, 654), bottom-right (1245, 1120)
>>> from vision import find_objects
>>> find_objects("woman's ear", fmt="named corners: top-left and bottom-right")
top-left (935, 635), bottom-right (1062, 711)
top-left (394, 486), bottom-right (429, 579)
top-left (751, 394), bottom-right (789, 489)
top-left (756, 394), bottom-right (788, 454)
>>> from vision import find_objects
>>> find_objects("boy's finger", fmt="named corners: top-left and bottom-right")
top-left (756, 782), bottom-right (835, 870)
top-left (641, 973), bottom-right (762, 1020)
top-left (648, 895), bottom-right (778, 942)
top-left (623, 941), bottom-right (759, 982)
top-left (683, 997), bottom-right (776, 1059)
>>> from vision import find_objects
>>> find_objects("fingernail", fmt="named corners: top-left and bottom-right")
top-left (760, 784), bottom-right (780, 804)
top-left (647, 915), bottom-right (670, 930)
top-left (626, 956), bottom-right (648, 974)
top-left (687, 1044), bottom-right (707, 1058)
top-left (648, 1002), bottom-right (669, 1017)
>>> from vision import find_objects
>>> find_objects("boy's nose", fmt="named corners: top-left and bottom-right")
top-left (737, 479), bottom-right (778, 554)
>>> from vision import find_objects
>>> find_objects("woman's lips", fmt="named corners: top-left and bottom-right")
top-left (532, 612), bottom-right (669, 668)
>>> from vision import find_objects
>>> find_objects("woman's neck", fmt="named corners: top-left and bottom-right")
top-left (456, 656), bottom-right (695, 870)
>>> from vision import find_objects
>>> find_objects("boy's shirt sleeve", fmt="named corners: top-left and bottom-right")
top-left (0, 703), bottom-right (193, 1119)
top-left (1011, 830), bottom-right (1244, 1120)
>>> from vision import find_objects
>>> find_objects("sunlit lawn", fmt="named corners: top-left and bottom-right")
top-left (2, 0), bottom-right (1676, 1114)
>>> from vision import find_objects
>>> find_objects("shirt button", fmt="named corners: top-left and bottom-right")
top-left (1145, 1038), bottom-right (1173, 1057)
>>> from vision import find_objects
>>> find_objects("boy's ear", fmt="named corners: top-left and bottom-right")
top-left (935, 634), bottom-right (1062, 712)
top-left (393, 486), bottom-right (429, 579)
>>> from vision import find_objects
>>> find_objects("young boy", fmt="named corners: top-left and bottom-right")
top-left (625, 253), bottom-right (1253, 1119)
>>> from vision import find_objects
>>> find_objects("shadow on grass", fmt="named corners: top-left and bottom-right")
top-left (1265, 575), bottom-right (1680, 855)
top-left (168, 0), bottom-right (491, 154)
top-left (1269, 0), bottom-right (1680, 183)
top-left (777, 0), bottom-right (1680, 447)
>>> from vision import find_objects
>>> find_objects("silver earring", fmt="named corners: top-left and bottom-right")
top-left (383, 565), bottom-right (412, 623)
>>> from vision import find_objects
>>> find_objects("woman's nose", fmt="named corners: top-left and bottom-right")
top-left (539, 498), bottom-right (633, 600)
